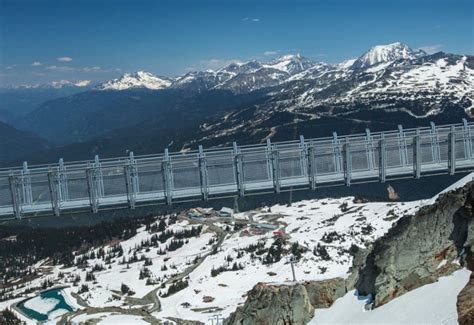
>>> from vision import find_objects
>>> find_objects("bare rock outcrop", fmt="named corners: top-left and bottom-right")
top-left (457, 272), bottom-right (474, 325)
top-left (225, 278), bottom-right (345, 325)
top-left (350, 181), bottom-right (473, 307)
top-left (457, 245), bottom-right (474, 325)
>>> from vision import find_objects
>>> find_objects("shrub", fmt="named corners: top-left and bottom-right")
top-left (161, 280), bottom-right (188, 297)
top-left (78, 284), bottom-right (89, 294)
top-left (85, 272), bottom-right (96, 282)
top-left (121, 283), bottom-right (130, 294)
top-left (313, 244), bottom-right (331, 261)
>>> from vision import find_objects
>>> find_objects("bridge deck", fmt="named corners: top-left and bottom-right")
top-left (1, 120), bottom-right (473, 219)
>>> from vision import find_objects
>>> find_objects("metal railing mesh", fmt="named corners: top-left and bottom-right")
top-left (0, 120), bottom-right (473, 219)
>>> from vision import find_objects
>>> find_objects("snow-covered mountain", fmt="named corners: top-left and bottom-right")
top-left (96, 71), bottom-right (172, 90)
top-left (92, 42), bottom-right (467, 99)
top-left (92, 42), bottom-right (467, 101)
top-left (95, 55), bottom-right (318, 94)
top-left (186, 50), bottom-right (473, 149)
top-left (352, 42), bottom-right (426, 69)
top-left (13, 41), bottom-right (474, 159)
top-left (264, 54), bottom-right (316, 75)
top-left (171, 56), bottom-right (318, 94)
top-left (0, 80), bottom-right (93, 126)
top-left (3, 79), bottom-right (92, 90)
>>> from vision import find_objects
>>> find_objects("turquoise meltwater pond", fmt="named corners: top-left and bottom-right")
top-left (17, 288), bottom-right (74, 321)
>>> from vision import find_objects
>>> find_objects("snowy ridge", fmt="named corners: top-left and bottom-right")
top-left (96, 71), bottom-right (172, 90)
top-left (196, 49), bottom-right (473, 144)
top-left (331, 54), bottom-right (474, 114)
top-left (310, 269), bottom-right (471, 325)
top-left (91, 42), bottom-right (473, 102)
top-left (5, 80), bottom-right (91, 89)
top-left (263, 54), bottom-right (316, 75)
top-left (352, 42), bottom-right (425, 69)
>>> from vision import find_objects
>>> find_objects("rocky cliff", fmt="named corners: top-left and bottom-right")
top-left (351, 181), bottom-right (473, 307)
top-left (224, 278), bottom-right (346, 325)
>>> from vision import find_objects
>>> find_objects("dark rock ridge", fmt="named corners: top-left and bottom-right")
top-left (224, 278), bottom-right (346, 325)
top-left (350, 181), bottom-right (473, 307)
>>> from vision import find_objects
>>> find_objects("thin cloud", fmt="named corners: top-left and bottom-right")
top-left (74, 80), bottom-right (91, 87)
top-left (264, 51), bottom-right (279, 56)
top-left (31, 61), bottom-right (42, 66)
top-left (199, 58), bottom-right (242, 70)
top-left (46, 65), bottom-right (76, 72)
top-left (82, 66), bottom-right (102, 72)
top-left (417, 44), bottom-right (442, 54)
top-left (45, 65), bottom-right (106, 73)
top-left (50, 80), bottom-right (73, 88)
top-left (242, 17), bottom-right (260, 22)
top-left (57, 56), bottom-right (73, 62)
top-left (31, 72), bottom-right (47, 77)
top-left (49, 79), bottom-right (90, 88)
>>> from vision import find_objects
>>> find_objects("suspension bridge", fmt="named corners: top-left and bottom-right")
top-left (1, 119), bottom-right (473, 220)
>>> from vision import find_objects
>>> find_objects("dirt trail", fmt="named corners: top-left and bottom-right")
top-left (61, 218), bottom-right (229, 323)
top-left (165, 217), bottom-right (228, 285)
top-left (59, 306), bottom-right (161, 324)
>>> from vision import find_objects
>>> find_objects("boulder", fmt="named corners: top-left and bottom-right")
top-left (225, 278), bottom-right (345, 325)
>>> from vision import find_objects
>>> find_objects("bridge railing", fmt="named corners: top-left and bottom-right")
top-left (0, 120), bottom-right (473, 219)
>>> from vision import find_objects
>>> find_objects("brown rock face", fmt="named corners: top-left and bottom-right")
top-left (457, 272), bottom-right (474, 325)
top-left (458, 246), bottom-right (474, 325)
top-left (225, 278), bottom-right (346, 325)
top-left (352, 182), bottom-right (473, 307)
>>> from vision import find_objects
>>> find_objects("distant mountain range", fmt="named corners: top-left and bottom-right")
top-left (1, 42), bottom-right (473, 165)
top-left (0, 121), bottom-right (49, 164)
top-left (0, 81), bottom-right (92, 124)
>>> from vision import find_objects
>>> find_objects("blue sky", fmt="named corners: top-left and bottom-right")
top-left (0, 0), bottom-right (472, 86)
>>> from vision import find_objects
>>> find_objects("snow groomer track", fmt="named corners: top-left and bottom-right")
top-left (1, 120), bottom-right (474, 220)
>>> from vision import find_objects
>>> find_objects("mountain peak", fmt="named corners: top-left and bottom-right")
top-left (352, 42), bottom-right (426, 69)
top-left (217, 60), bottom-right (262, 75)
top-left (97, 71), bottom-right (172, 91)
top-left (266, 53), bottom-right (315, 75)
top-left (276, 53), bottom-right (302, 61)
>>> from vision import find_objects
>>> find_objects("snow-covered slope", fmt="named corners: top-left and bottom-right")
top-left (97, 71), bottom-right (172, 90)
top-left (310, 269), bottom-right (471, 325)
top-left (264, 54), bottom-right (316, 75)
top-left (193, 50), bottom-right (473, 146)
top-left (92, 42), bottom-right (472, 112)
top-left (352, 42), bottom-right (425, 69)
top-left (335, 53), bottom-right (474, 110)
